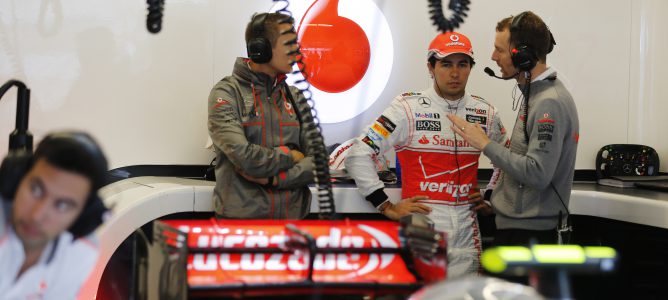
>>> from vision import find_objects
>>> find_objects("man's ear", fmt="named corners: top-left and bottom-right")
top-left (426, 61), bottom-right (435, 78)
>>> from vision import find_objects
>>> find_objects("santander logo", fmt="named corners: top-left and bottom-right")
top-left (272, 0), bottom-right (394, 123)
top-left (418, 135), bottom-right (430, 144)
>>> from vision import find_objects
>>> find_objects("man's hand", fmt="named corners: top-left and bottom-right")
top-left (446, 114), bottom-right (491, 150)
top-left (238, 171), bottom-right (268, 185)
top-left (382, 196), bottom-right (431, 221)
top-left (469, 191), bottom-right (493, 216)
top-left (290, 149), bottom-right (305, 163)
top-left (468, 191), bottom-right (482, 202)
top-left (235, 167), bottom-right (273, 186)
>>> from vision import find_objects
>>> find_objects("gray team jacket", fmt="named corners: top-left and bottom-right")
top-left (483, 71), bottom-right (579, 230)
top-left (207, 57), bottom-right (314, 219)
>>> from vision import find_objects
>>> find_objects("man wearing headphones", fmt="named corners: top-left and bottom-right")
top-left (448, 11), bottom-right (580, 246)
top-left (208, 12), bottom-right (315, 219)
top-left (0, 131), bottom-right (108, 299)
top-left (345, 32), bottom-right (507, 278)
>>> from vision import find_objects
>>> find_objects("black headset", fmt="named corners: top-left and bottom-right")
top-left (509, 12), bottom-right (556, 72)
top-left (509, 12), bottom-right (537, 72)
top-left (0, 131), bottom-right (109, 239)
top-left (247, 13), bottom-right (272, 64)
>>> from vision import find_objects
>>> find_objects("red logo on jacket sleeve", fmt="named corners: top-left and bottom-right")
top-left (213, 98), bottom-right (230, 109)
top-left (538, 113), bottom-right (555, 124)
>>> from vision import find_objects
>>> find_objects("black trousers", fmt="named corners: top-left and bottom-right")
top-left (489, 228), bottom-right (559, 287)
top-left (493, 228), bottom-right (558, 246)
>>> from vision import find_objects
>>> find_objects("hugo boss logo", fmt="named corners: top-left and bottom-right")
top-left (416, 120), bottom-right (441, 131)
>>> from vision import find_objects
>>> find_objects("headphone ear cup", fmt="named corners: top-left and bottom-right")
top-left (511, 45), bottom-right (537, 71)
top-left (247, 37), bottom-right (273, 64)
top-left (0, 150), bottom-right (33, 200)
top-left (69, 194), bottom-right (108, 239)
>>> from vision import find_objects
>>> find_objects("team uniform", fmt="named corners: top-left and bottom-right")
top-left (483, 67), bottom-right (580, 239)
top-left (345, 87), bottom-right (506, 278)
top-left (0, 200), bottom-right (99, 299)
top-left (208, 57), bottom-right (315, 219)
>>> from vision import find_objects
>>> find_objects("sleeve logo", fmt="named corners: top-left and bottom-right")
top-left (361, 136), bottom-right (380, 154)
top-left (213, 98), bottom-right (231, 110)
top-left (371, 123), bottom-right (390, 138)
top-left (375, 115), bottom-right (396, 132)
top-left (538, 113), bottom-right (555, 123)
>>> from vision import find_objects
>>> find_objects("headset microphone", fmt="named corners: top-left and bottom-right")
top-left (484, 67), bottom-right (519, 80)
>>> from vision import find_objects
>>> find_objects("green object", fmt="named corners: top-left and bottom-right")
top-left (585, 246), bottom-right (616, 259)
top-left (481, 246), bottom-right (532, 273)
top-left (533, 245), bottom-right (586, 264)
top-left (481, 245), bottom-right (617, 274)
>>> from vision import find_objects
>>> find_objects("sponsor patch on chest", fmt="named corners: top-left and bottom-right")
top-left (466, 115), bottom-right (487, 124)
top-left (414, 112), bottom-right (441, 119)
top-left (416, 120), bottom-right (441, 131)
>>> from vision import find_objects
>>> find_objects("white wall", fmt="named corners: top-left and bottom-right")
top-left (1, 0), bottom-right (666, 172)
top-left (0, 0), bottom-right (216, 168)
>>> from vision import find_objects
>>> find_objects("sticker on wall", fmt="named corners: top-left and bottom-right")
top-left (271, 0), bottom-right (394, 124)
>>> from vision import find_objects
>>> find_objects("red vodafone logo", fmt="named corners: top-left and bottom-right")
top-left (298, 0), bottom-right (370, 93)
top-left (272, 0), bottom-right (394, 123)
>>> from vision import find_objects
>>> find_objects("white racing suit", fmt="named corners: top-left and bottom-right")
top-left (345, 87), bottom-right (507, 279)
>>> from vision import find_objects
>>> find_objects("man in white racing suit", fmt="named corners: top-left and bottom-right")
top-left (345, 32), bottom-right (507, 279)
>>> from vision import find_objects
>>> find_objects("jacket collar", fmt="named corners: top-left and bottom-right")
top-left (232, 57), bottom-right (288, 91)
top-left (423, 86), bottom-right (468, 108)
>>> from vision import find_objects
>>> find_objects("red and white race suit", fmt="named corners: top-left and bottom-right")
top-left (345, 86), bottom-right (507, 278)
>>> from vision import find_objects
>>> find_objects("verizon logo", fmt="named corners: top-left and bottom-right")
top-left (465, 107), bottom-right (487, 114)
top-left (419, 181), bottom-right (473, 197)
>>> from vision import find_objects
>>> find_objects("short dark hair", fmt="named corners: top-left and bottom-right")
top-left (245, 12), bottom-right (294, 49)
top-left (33, 132), bottom-right (108, 198)
top-left (496, 11), bottom-right (552, 62)
top-left (428, 55), bottom-right (476, 68)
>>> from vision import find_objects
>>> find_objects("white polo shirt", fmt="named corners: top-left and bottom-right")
top-left (0, 200), bottom-right (99, 300)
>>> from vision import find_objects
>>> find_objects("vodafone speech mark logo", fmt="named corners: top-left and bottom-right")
top-left (271, 0), bottom-right (394, 123)
top-left (418, 155), bottom-right (475, 197)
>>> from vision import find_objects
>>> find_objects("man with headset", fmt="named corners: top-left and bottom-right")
top-left (0, 131), bottom-right (109, 298)
top-left (345, 32), bottom-right (507, 278)
top-left (208, 12), bottom-right (314, 219)
top-left (448, 11), bottom-right (580, 246)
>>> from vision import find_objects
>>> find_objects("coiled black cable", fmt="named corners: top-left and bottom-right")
top-left (522, 72), bottom-right (531, 143)
top-left (273, 0), bottom-right (336, 220)
top-left (146, 0), bottom-right (165, 34)
top-left (428, 0), bottom-right (471, 32)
